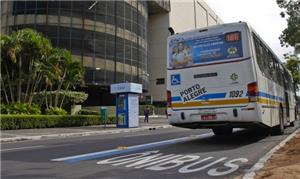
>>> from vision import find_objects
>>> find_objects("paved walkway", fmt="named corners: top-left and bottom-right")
top-left (1, 116), bottom-right (171, 142)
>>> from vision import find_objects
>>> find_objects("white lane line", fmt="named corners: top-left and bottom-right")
top-left (243, 127), bottom-right (300, 179)
top-left (51, 132), bottom-right (214, 163)
top-left (1, 145), bottom-right (45, 152)
top-left (1, 125), bottom-right (173, 143)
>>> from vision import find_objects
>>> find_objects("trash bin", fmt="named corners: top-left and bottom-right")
top-left (100, 107), bottom-right (108, 127)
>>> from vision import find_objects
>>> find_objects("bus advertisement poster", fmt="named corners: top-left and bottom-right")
top-left (169, 32), bottom-right (243, 69)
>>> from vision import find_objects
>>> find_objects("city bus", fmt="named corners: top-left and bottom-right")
top-left (166, 22), bottom-right (297, 136)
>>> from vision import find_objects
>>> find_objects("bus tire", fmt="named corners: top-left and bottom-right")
top-left (272, 107), bottom-right (284, 135)
top-left (212, 127), bottom-right (233, 136)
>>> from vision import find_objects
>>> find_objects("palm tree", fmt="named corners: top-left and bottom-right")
top-left (1, 29), bottom-right (52, 104)
top-left (39, 48), bottom-right (62, 108)
top-left (1, 28), bottom-right (84, 111)
top-left (59, 59), bottom-right (83, 108)
top-left (1, 35), bottom-right (16, 103)
top-left (24, 31), bottom-right (52, 104)
top-left (40, 48), bottom-right (83, 108)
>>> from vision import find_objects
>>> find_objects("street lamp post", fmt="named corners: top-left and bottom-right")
top-left (88, 1), bottom-right (98, 10)
top-left (295, 44), bottom-right (300, 89)
top-left (92, 67), bottom-right (101, 85)
top-left (295, 43), bottom-right (300, 114)
top-left (139, 72), bottom-right (150, 103)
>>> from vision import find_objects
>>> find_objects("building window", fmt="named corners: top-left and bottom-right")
top-left (9, 0), bottom-right (147, 87)
top-left (156, 78), bottom-right (165, 85)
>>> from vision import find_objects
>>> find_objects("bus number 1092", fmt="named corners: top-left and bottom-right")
top-left (229, 90), bottom-right (243, 98)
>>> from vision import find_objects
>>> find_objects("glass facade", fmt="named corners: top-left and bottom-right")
top-left (2, 1), bottom-right (148, 86)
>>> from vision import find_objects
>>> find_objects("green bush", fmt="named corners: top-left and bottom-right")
top-left (1, 115), bottom-right (117, 130)
top-left (0, 103), bottom-right (41, 115)
top-left (78, 109), bottom-right (99, 115)
top-left (45, 107), bottom-right (68, 115)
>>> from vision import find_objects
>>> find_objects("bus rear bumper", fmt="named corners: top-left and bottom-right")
top-left (170, 121), bottom-right (267, 129)
top-left (168, 104), bottom-right (262, 129)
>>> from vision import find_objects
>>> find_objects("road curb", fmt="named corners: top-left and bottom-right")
top-left (1, 125), bottom-right (173, 143)
top-left (243, 127), bottom-right (300, 179)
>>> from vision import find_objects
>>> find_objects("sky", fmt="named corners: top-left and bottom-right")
top-left (204, 0), bottom-right (294, 62)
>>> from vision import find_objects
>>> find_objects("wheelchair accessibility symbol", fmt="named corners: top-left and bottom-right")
top-left (171, 74), bottom-right (181, 85)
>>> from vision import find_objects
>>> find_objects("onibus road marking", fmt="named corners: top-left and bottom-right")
top-left (51, 132), bottom-right (213, 163)
top-left (97, 150), bottom-right (248, 176)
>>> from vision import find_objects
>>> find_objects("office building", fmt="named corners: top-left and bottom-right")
top-left (1, 0), bottom-right (221, 106)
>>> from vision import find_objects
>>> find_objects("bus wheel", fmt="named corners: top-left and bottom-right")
top-left (212, 127), bottom-right (233, 136)
top-left (272, 107), bottom-right (284, 135)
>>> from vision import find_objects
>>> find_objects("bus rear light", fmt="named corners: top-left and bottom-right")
top-left (247, 82), bottom-right (258, 102)
top-left (247, 82), bottom-right (258, 96)
top-left (167, 90), bottom-right (172, 107)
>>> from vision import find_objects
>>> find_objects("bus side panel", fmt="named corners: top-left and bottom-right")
top-left (250, 42), bottom-right (277, 127)
top-left (251, 35), bottom-right (288, 128)
top-left (288, 89), bottom-right (297, 123)
top-left (256, 74), bottom-right (281, 127)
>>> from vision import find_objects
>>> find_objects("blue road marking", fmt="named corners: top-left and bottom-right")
top-left (51, 133), bottom-right (213, 163)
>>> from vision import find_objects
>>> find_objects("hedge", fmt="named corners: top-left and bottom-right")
top-left (78, 109), bottom-right (99, 115)
top-left (0, 115), bottom-right (116, 130)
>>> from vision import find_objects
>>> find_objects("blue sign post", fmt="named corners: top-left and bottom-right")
top-left (115, 93), bottom-right (128, 128)
top-left (111, 83), bottom-right (143, 128)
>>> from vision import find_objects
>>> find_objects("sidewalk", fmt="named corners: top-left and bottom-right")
top-left (255, 131), bottom-right (300, 179)
top-left (1, 116), bottom-right (171, 143)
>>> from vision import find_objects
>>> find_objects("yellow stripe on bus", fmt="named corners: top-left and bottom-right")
top-left (171, 98), bottom-right (249, 108)
top-left (257, 98), bottom-right (281, 106)
top-left (171, 98), bottom-right (283, 108)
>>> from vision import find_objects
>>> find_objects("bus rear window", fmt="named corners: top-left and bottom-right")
top-left (168, 31), bottom-right (243, 69)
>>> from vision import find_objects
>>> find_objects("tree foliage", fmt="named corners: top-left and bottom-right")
top-left (277, 0), bottom-right (300, 47)
top-left (284, 55), bottom-right (299, 87)
top-left (1, 28), bottom-right (52, 104)
top-left (33, 91), bottom-right (88, 109)
top-left (1, 28), bottom-right (86, 109)
top-left (40, 48), bottom-right (84, 108)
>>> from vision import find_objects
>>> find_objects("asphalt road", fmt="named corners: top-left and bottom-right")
top-left (2, 123), bottom-right (299, 179)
